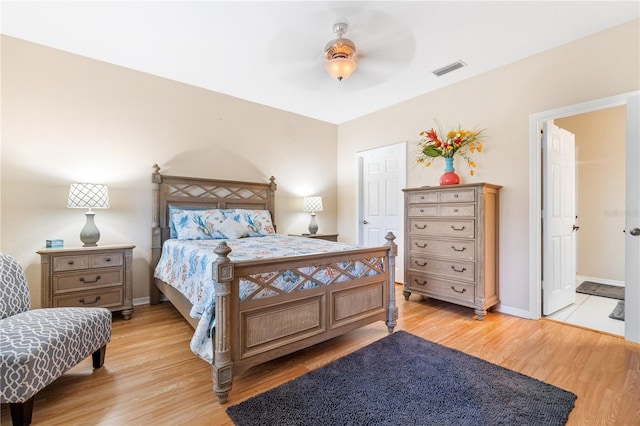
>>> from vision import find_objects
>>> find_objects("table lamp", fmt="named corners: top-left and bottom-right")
top-left (67, 183), bottom-right (110, 247)
top-left (303, 196), bottom-right (323, 235)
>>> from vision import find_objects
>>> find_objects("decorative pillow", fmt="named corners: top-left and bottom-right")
top-left (223, 209), bottom-right (276, 236)
top-left (216, 217), bottom-right (250, 239)
top-left (171, 209), bottom-right (226, 239)
top-left (168, 205), bottom-right (216, 238)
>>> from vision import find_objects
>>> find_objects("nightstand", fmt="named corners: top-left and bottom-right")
top-left (37, 243), bottom-right (135, 320)
top-left (289, 233), bottom-right (339, 242)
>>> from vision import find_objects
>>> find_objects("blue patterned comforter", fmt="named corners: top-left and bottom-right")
top-left (154, 235), bottom-right (381, 363)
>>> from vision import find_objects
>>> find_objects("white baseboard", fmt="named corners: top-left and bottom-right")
top-left (133, 295), bottom-right (167, 306)
top-left (495, 304), bottom-right (536, 320)
top-left (576, 275), bottom-right (625, 288)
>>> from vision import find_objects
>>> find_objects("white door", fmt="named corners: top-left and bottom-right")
top-left (358, 143), bottom-right (406, 282)
top-left (542, 121), bottom-right (577, 315)
top-left (625, 94), bottom-right (640, 343)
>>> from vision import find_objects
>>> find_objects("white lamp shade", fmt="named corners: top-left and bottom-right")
top-left (303, 196), bottom-right (323, 213)
top-left (68, 183), bottom-right (110, 209)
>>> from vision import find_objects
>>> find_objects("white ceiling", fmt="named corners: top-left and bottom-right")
top-left (1, 1), bottom-right (638, 124)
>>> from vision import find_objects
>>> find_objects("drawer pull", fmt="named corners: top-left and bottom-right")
top-left (451, 225), bottom-right (466, 231)
top-left (414, 261), bottom-right (428, 267)
top-left (451, 266), bottom-right (467, 273)
top-left (68, 260), bottom-right (74, 265)
top-left (451, 286), bottom-right (466, 294)
top-left (454, 194), bottom-right (459, 198)
top-left (80, 275), bottom-right (101, 284)
top-left (420, 195), bottom-right (425, 199)
top-left (79, 296), bottom-right (101, 305)
top-left (454, 208), bottom-right (459, 212)
top-left (451, 246), bottom-right (466, 252)
top-left (414, 242), bottom-right (428, 248)
top-left (420, 208), bottom-right (424, 212)
top-left (105, 257), bottom-right (111, 262)
top-left (415, 224), bottom-right (427, 230)
top-left (414, 279), bottom-right (428, 286)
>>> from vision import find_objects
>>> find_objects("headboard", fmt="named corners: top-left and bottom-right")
top-left (150, 164), bottom-right (277, 281)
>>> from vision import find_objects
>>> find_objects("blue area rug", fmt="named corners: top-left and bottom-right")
top-left (227, 330), bottom-right (577, 425)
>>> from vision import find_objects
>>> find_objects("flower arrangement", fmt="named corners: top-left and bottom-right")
top-left (417, 123), bottom-right (485, 176)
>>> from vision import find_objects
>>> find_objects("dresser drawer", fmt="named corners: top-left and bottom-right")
top-left (439, 204), bottom-right (475, 217)
top-left (407, 274), bottom-right (475, 304)
top-left (407, 205), bottom-right (439, 217)
top-left (438, 189), bottom-right (475, 203)
top-left (53, 255), bottom-right (90, 272)
top-left (409, 219), bottom-right (475, 239)
top-left (409, 256), bottom-right (475, 281)
top-left (408, 191), bottom-right (439, 204)
top-left (52, 287), bottom-right (124, 309)
top-left (53, 268), bottom-right (124, 293)
top-left (409, 237), bottom-right (476, 260)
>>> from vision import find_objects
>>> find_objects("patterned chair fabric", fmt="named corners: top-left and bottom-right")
top-left (0, 254), bottom-right (112, 425)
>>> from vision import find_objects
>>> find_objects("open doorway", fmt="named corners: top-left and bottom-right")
top-left (529, 91), bottom-right (640, 343)
top-left (543, 107), bottom-right (626, 336)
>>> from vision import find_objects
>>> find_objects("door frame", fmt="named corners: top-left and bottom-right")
top-left (356, 142), bottom-right (407, 281)
top-left (528, 90), bottom-right (639, 341)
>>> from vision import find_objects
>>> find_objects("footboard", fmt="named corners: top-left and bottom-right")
top-left (211, 233), bottom-right (398, 403)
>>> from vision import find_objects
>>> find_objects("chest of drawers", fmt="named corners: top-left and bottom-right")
top-left (402, 183), bottom-right (501, 320)
top-left (38, 244), bottom-right (135, 320)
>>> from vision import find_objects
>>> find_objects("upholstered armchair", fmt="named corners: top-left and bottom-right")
top-left (0, 254), bottom-right (112, 425)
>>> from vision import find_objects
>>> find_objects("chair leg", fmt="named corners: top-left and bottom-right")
top-left (92, 345), bottom-right (107, 368)
top-left (10, 396), bottom-right (34, 426)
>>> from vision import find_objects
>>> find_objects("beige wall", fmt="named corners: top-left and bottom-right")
top-left (1, 36), bottom-right (337, 306)
top-left (337, 20), bottom-right (639, 313)
top-left (556, 107), bottom-right (626, 283)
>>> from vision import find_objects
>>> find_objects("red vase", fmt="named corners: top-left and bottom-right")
top-left (440, 158), bottom-right (460, 186)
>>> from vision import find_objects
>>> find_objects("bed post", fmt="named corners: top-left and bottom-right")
top-left (150, 164), bottom-right (162, 305)
top-left (211, 241), bottom-right (234, 403)
top-left (269, 176), bottom-right (277, 231)
top-left (385, 232), bottom-right (398, 333)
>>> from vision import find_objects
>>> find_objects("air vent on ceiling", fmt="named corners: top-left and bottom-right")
top-left (432, 60), bottom-right (466, 77)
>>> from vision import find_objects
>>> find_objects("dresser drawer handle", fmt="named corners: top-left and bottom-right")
top-left (451, 266), bottom-right (467, 273)
top-left (451, 286), bottom-right (466, 294)
top-left (414, 261), bottom-right (428, 267)
top-left (420, 195), bottom-right (425, 199)
top-left (454, 194), bottom-right (459, 198)
top-left (68, 260), bottom-right (74, 265)
top-left (414, 242), bottom-right (428, 248)
top-left (104, 257), bottom-right (111, 262)
top-left (79, 296), bottom-right (101, 305)
top-left (451, 246), bottom-right (466, 252)
top-left (414, 279), bottom-right (428, 286)
top-left (453, 208), bottom-right (459, 212)
top-left (419, 208), bottom-right (424, 212)
top-left (415, 224), bottom-right (427, 230)
top-left (451, 225), bottom-right (466, 231)
top-left (80, 275), bottom-right (101, 284)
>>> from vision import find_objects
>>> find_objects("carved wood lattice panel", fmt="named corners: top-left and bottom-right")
top-left (166, 183), bottom-right (268, 201)
top-left (239, 257), bottom-right (385, 302)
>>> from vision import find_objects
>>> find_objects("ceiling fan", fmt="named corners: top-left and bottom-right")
top-left (268, 5), bottom-right (416, 90)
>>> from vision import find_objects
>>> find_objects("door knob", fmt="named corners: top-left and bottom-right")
top-left (362, 220), bottom-right (369, 225)
top-left (572, 225), bottom-right (580, 232)
top-left (630, 227), bottom-right (640, 236)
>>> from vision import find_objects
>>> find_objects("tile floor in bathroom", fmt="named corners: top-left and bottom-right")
top-left (544, 291), bottom-right (625, 336)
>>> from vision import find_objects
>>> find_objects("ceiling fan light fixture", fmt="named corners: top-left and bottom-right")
top-left (324, 23), bottom-right (357, 81)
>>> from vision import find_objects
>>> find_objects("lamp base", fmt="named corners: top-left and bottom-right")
top-left (80, 211), bottom-right (101, 247)
top-left (308, 213), bottom-right (319, 235)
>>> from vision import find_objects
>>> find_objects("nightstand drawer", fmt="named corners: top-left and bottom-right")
top-left (53, 268), bottom-right (124, 293)
top-left (91, 253), bottom-right (123, 268)
top-left (53, 255), bottom-right (90, 272)
top-left (438, 189), bottom-right (475, 203)
top-left (52, 287), bottom-right (124, 309)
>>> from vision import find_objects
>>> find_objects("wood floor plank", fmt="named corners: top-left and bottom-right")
top-left (2, 285), bottom-right (639, 425)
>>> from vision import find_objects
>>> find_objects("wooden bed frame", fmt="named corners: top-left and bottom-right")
top-left (150, 165), bottom-right (398, 403)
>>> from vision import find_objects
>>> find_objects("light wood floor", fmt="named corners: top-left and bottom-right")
top-left (2, 285), bottom-right (639, 425)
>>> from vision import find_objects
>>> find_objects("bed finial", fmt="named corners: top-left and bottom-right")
top-left (152, 164), bottom-right (161, 184)
top-left (269, 176), bottom-right (277, 191)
